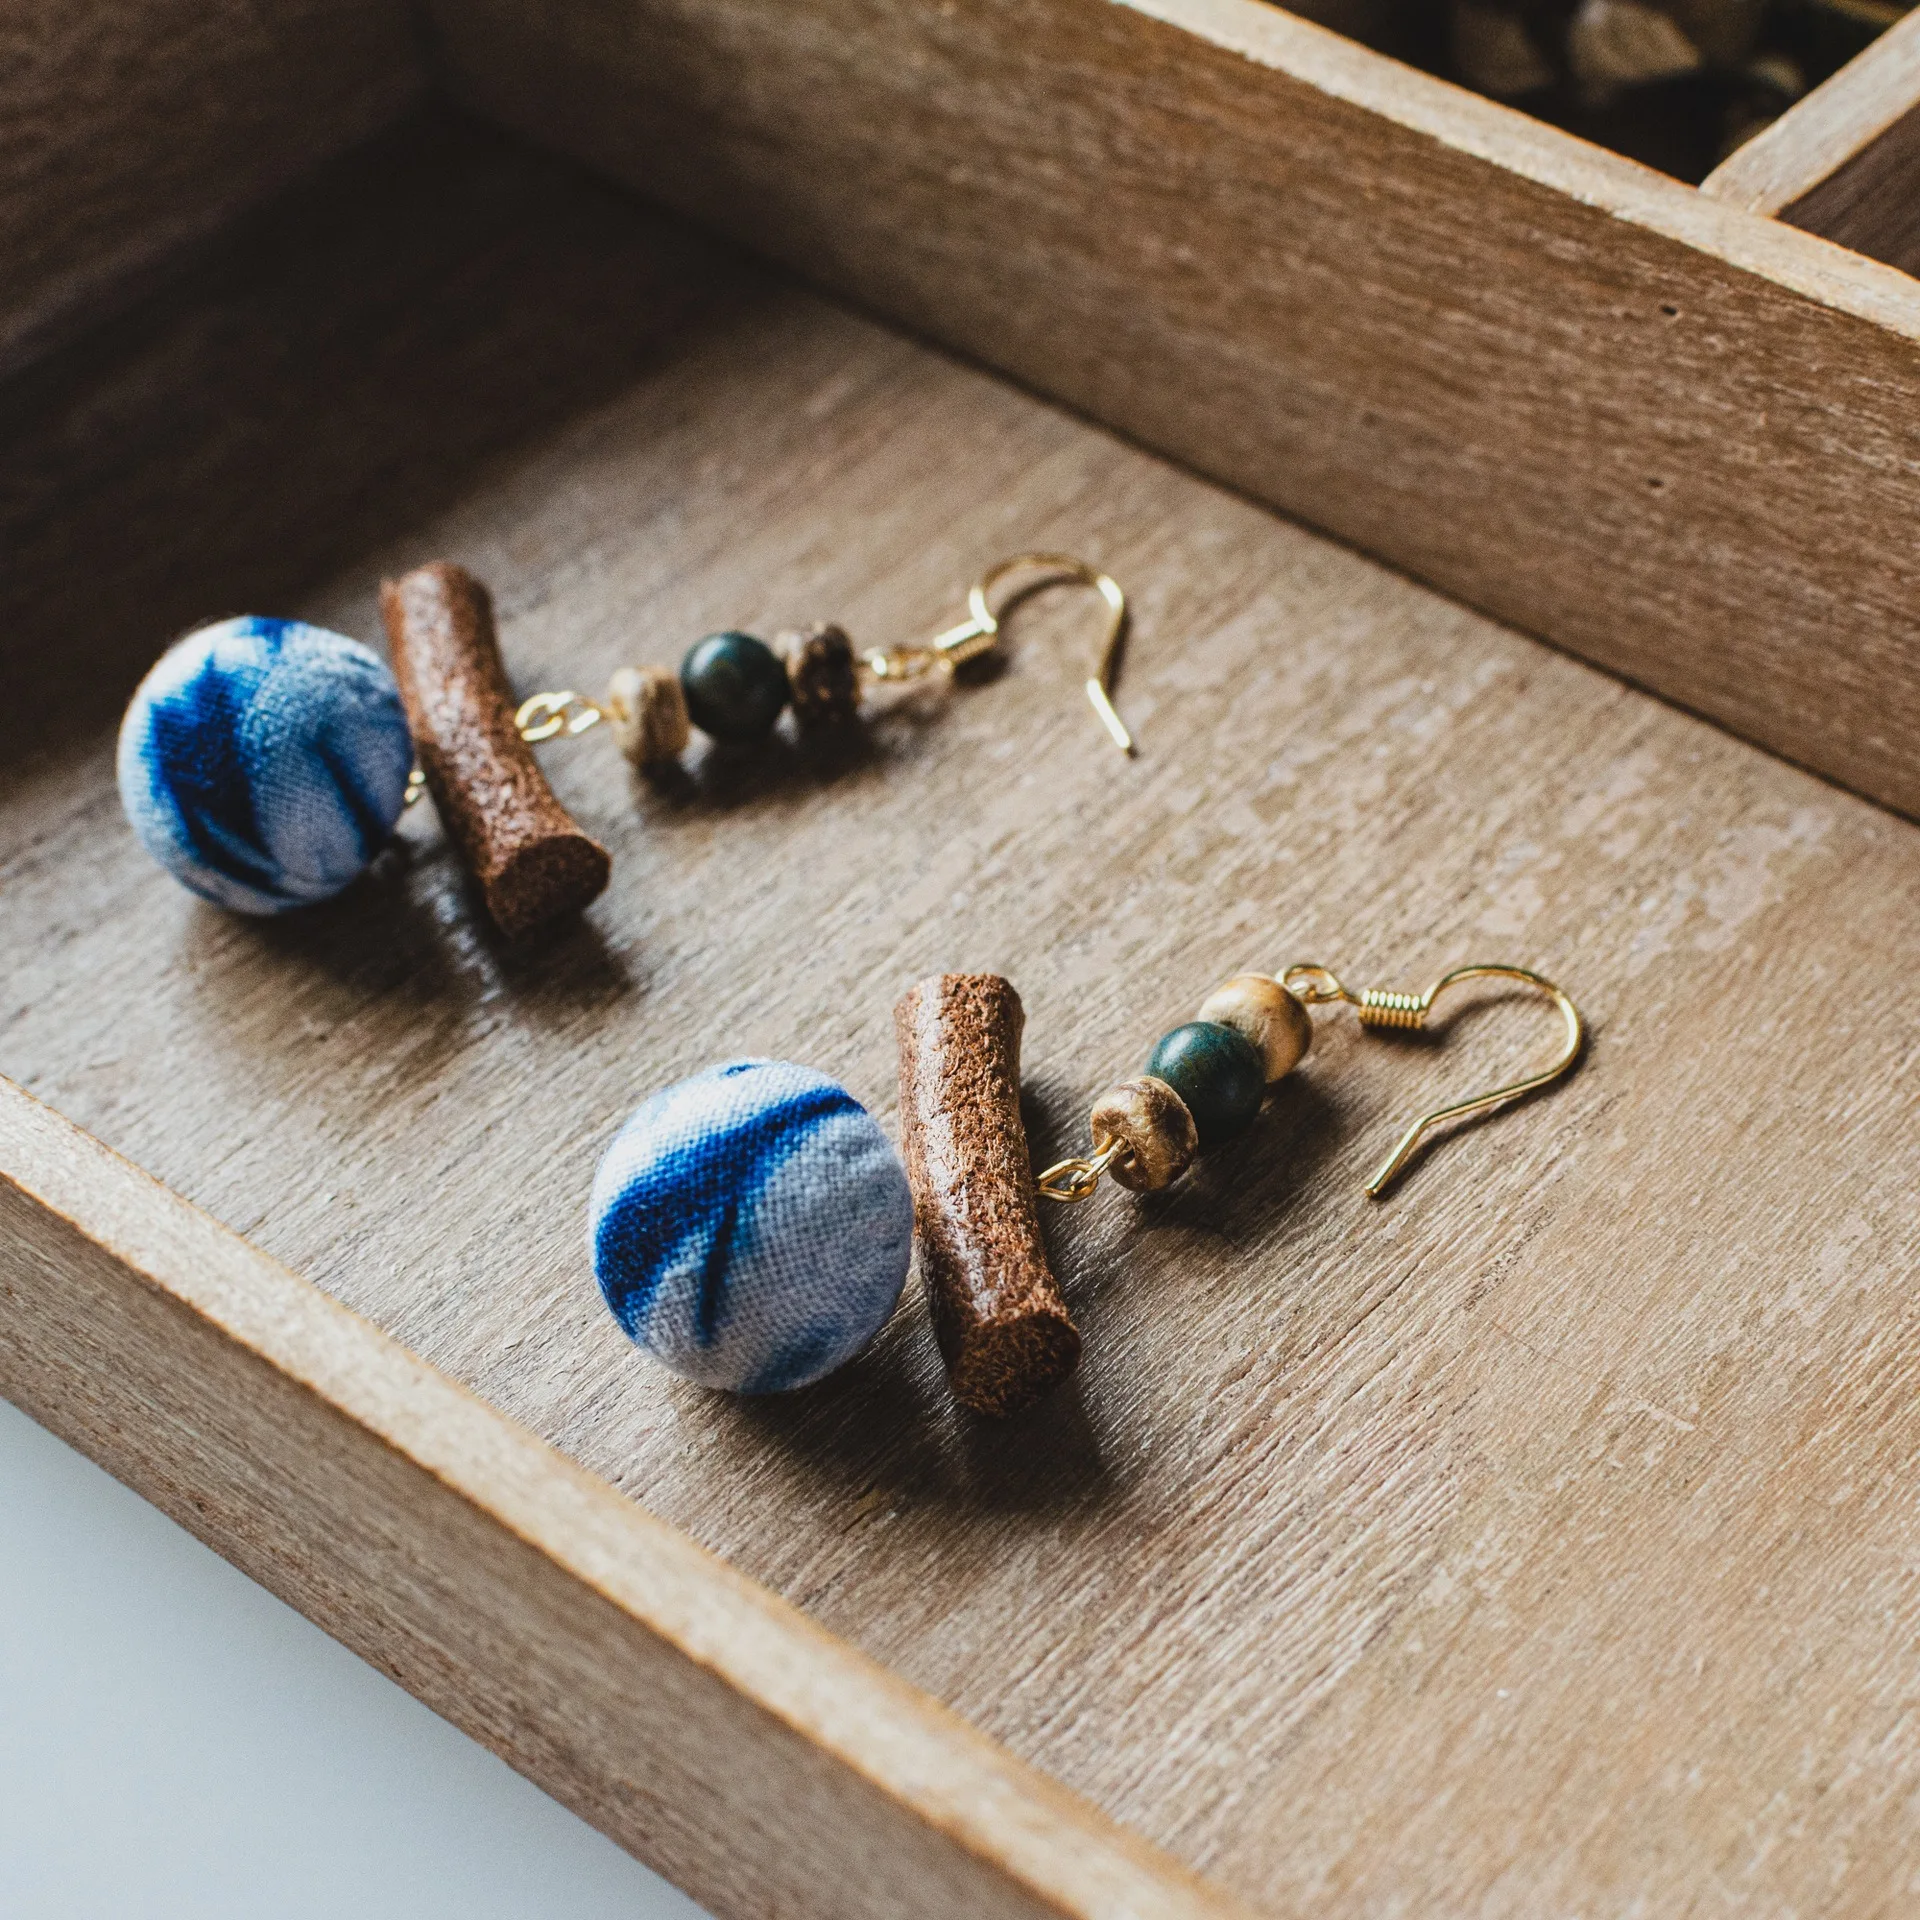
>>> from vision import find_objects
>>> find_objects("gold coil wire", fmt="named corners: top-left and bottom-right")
top-left (1281, 962), bottom-right (1585, 1196)
top-left (1355, 988), bottom-right (1427, 1030)
top-left (1035, 961), bottom-right (1584, 1209)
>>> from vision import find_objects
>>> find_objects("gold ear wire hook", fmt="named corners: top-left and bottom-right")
top-left (1282, 962), bottom-right (1585, 1199)
top-left (924, 552), bottom-right (1134, 754)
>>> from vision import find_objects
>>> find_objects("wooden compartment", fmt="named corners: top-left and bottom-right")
top-left (8, 5), bottom-right (1920, 1917)
top-left (428, 0), bottom-right (1920, 821)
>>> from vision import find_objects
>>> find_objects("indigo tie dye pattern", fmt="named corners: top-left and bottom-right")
top-left (591, 1061), bottom-right (914, 1393)
top-left (117, 616), bottom-right (414, 914)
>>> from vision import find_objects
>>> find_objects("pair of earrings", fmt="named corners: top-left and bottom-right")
top-left (590, 961), bottom-right (1584, 1415)
top-left (116, 555), bottom-right (1131, 935)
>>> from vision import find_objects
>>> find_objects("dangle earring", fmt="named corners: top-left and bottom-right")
top-left (120, 554), bottom-right (1129, 937)
top-left (511, 550), bottom-right (1137, 775)
top-left (893, 964), bottom-right (1585, 1416)
top-left (118, 560), bottom-right (610, 938)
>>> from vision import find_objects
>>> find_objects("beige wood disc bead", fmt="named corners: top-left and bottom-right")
top-left (606, 663), bottom-right (691, 768)
top-left (1090, 1076), bottom-right (1198, 1193)
top-left (1197, 973), bottom-right (1313, 1082)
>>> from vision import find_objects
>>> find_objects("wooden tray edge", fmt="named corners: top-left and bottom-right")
top-left (0, 1075), bottom-right (1251, 1920)
top-left (1702, 3), bottom-right (1920, 218)
top-left (1148, 0), bottom-right (1920, 334)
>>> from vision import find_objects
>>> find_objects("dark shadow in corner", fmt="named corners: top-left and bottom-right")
top-left (0, 107), bottom-right (768, 776)
top-left (638, 720), bottom-right (888, 815)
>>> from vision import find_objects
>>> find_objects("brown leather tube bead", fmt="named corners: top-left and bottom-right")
top-left (894, 972), bottom-right (1080, 1417)
top-left (382, 561), bottom-right (610, 938)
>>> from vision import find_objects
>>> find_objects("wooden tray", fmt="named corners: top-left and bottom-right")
top-left (7, 8), bottom-right (1920, 1918)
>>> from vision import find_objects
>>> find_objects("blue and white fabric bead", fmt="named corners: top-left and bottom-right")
top-left (117, 616), bottom-right (414, 914)
top-left (591, 1061), bottom-right (914, 1394)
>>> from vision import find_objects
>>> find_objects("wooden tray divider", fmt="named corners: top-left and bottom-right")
top-left (1703, 4), bottom-right (1920, 274)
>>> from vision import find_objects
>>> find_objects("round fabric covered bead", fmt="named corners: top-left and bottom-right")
top-left (117, 616), bottom-right (414, 914)
top-left (680, 630), bottom-right (790, 743)
top-left (590, 1061), bottom-right (914, 1393)
top-left (1143, 1021), bottom-right (1267, 1148)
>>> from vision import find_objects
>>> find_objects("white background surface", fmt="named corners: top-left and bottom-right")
top-left (0, 1396), bottom-right (710, 1919)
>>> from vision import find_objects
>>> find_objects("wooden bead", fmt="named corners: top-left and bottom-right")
top-left (1197, 973), bottom-right (1313, 1082)
top-left (894, 972), bottom-right (1080, 1417)
top-left (381, 561), bottom-right (610, 939)
top-left (1090, 1077), bottom-right (1196, 1193)
top-left (605, 663), bottom-right (690, 768)
top-left (782, 622), bottom-right (862, 732)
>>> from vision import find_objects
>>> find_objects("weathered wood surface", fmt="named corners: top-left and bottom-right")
top-left (0, 0), bottom-right (423, 377)
top-left (423, 0), bottom-right (1920, 821)
top-left (4, 134), bottom-right (1920, 1914)
top-left (1704, 3), bottom-right (1920, 274)
top-left (0, 114), bottom-right (750, 751)
top-left (1772, 4), bottom-right (1920, 280)
top-left (0, 1084), bottom-right (1229, 1920)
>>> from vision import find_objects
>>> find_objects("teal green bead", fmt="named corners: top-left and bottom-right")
top-left (681, 631), bottom-right (790, 743)
top-left (1144, 1021), bottom-right (1267, 1148)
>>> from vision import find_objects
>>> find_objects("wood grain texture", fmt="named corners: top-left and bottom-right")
top-left (0, 114), bottom-right (752, 752)
top-left (5, 148), bottom-right (1920, 1911)
top-left (421, 0), bottom-right (1920, 820)
top-left (0, 1081), bottom-right (1238, 1920)
top-left (0, 0), bottom-right (425, 377)
top-left (1780, 115), bottom-right (1920, 277)
top-left (1703, 4), bottom-right (1920, 243)
top-left (1771, 3), bottom-right (1920, 280)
